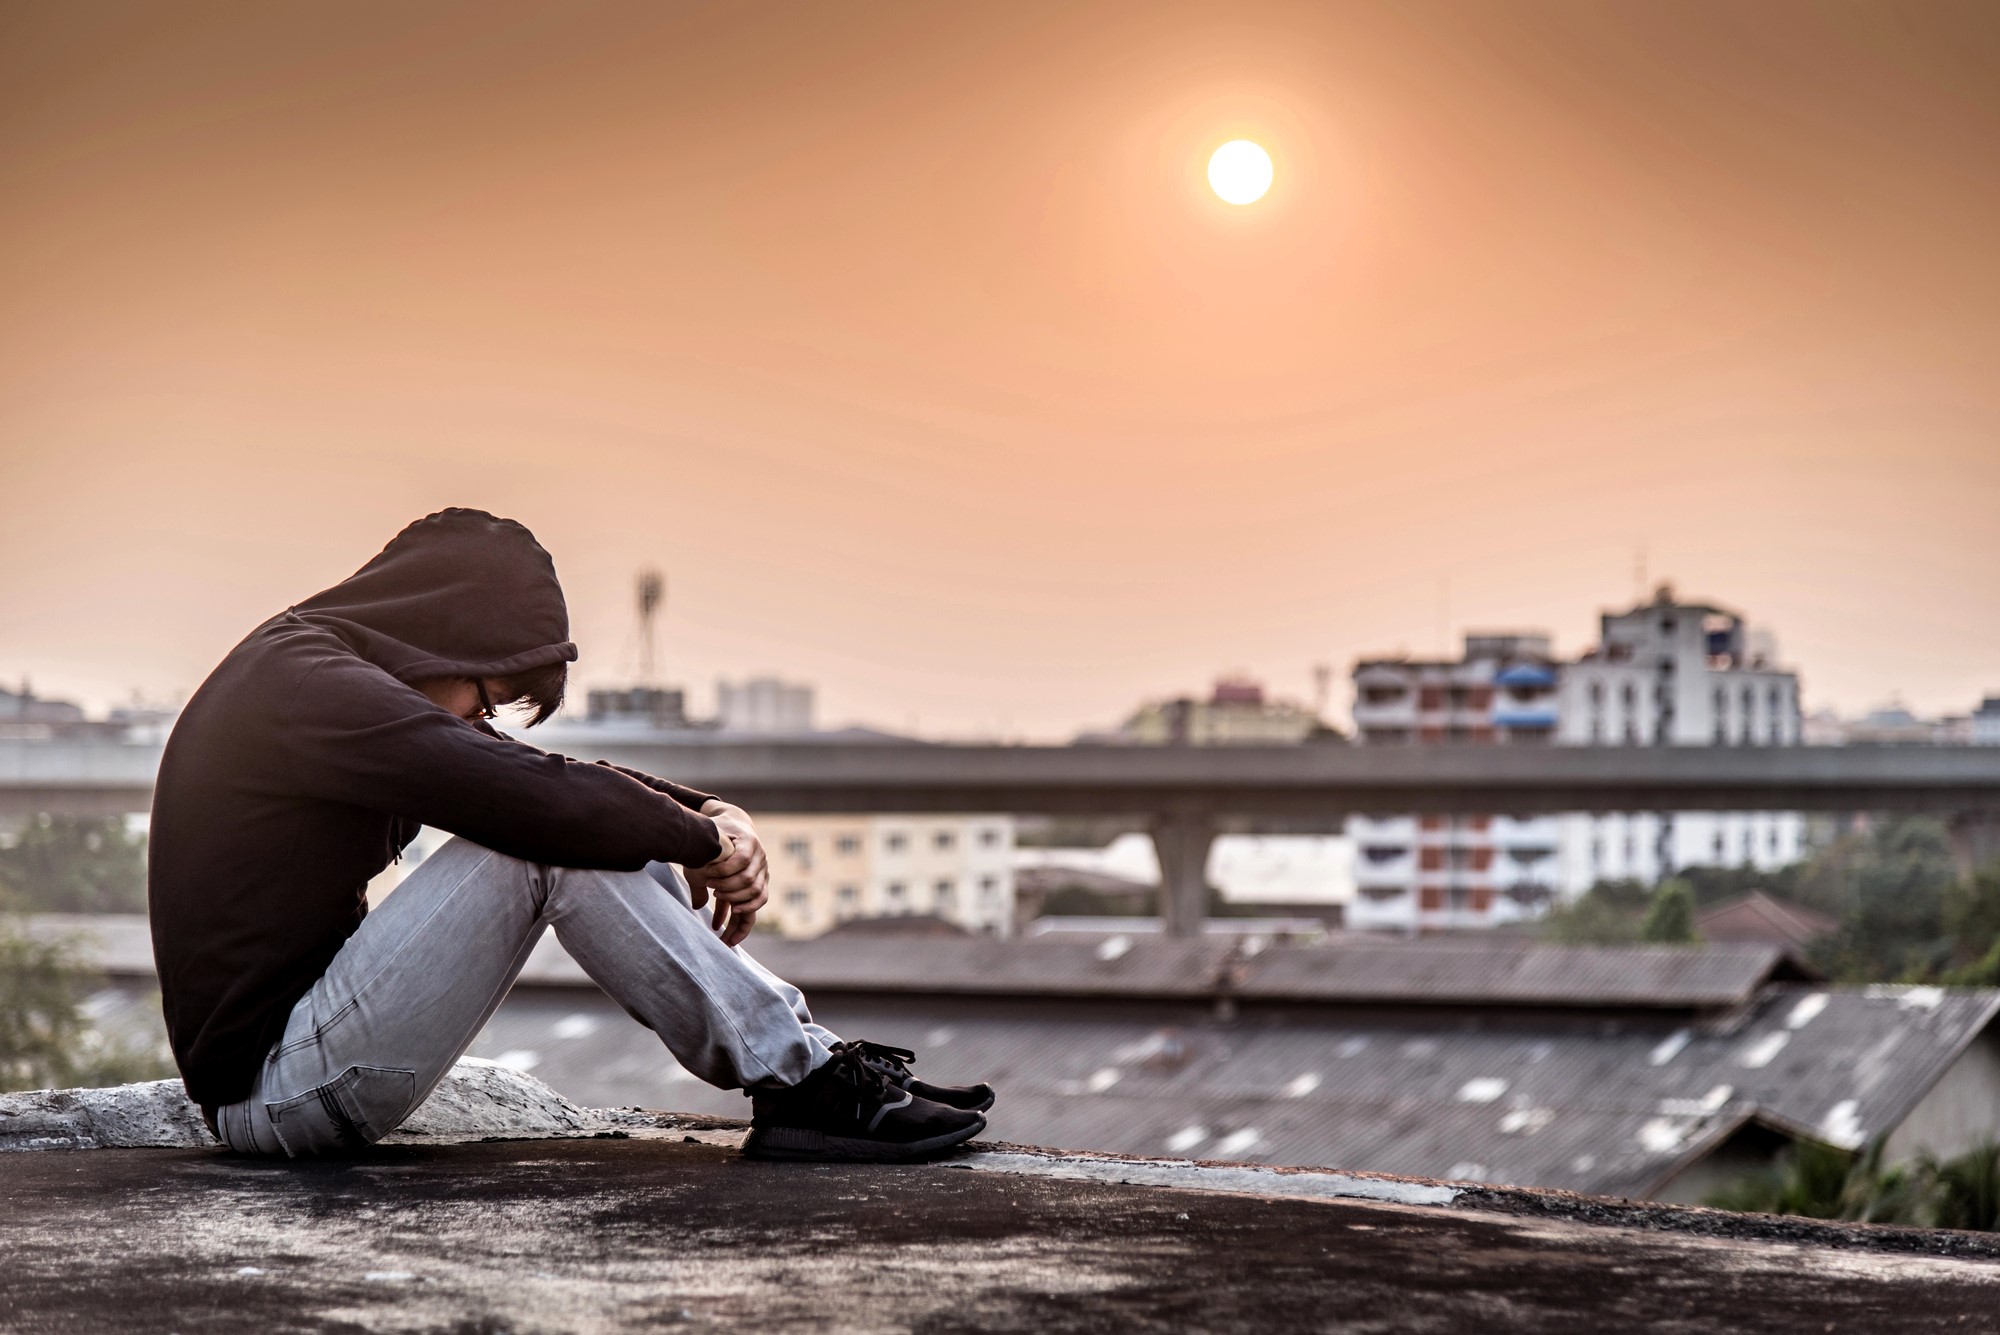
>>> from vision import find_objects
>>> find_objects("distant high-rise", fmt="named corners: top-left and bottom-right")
top-left (717, 677), bottom-right (815, 735)
top-left (1346, 588), bottom-right (1806, 933)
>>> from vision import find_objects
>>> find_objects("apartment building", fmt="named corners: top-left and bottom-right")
top-left (1346, 590), bottom-right (1805, 932)
top-left (1348, 634), bottom-right (1563, 931)
top-left (1556, 591), bottom-right (1803, 888)
top-left (758, 814), bottom-right (1017, 938)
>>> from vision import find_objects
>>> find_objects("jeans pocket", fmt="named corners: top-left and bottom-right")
top-left (265, 1065), bottom-right (417, 1156)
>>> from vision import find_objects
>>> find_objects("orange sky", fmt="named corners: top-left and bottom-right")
top-left (3, 1), bottom-right (1997, 737)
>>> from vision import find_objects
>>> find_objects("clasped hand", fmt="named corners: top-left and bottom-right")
top-left (686, 801), bottom-right (769, 947)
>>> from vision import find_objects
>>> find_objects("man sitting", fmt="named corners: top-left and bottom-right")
top-left (148, 507), bottom-right (991, 1160)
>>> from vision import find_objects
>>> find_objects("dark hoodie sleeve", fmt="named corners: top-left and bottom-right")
top-left (593, 762), bottom-right (719, 814)
top-left (271, 655), bottom-right (722, 870)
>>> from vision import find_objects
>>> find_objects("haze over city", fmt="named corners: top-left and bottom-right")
top-left (3, 1), bottom-right (1997, 736)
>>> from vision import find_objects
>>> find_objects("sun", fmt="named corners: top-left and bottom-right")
top-left (1207, 140), bottom-right (1273, 205)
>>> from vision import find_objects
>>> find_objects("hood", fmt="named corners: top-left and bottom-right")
top-left (290, 508), bottom-right (578, 683)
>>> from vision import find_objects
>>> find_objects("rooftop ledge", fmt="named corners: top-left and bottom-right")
top-left (4, 1064), bottom-right (1999, 1332)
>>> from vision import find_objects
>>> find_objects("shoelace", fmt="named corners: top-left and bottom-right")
top-left (824, 1041), bottom-right (903, 1115)
top-left (846, 1039), bottom-right (919, 1083)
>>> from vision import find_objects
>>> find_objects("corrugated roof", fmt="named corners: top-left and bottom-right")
top-left (1233, 941), bottom-right (1789, 1009)
top-left (21, 915), bottom-right (1799, 1012)
top-left (468, 983), bottom-right (2000, 1200)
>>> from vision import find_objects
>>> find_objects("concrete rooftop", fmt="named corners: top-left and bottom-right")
top-left (4, 1104), bottom-right (2000, 1332)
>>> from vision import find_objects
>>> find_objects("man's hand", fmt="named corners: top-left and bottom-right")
top-left (686, 801), bottom-right (768, 948)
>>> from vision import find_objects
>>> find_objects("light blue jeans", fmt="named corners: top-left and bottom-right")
top-left (208, 837), bottom-right (837, 1157)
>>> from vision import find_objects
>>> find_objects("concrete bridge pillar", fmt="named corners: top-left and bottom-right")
top-left (1151, 814), bottom-right (1217, 938)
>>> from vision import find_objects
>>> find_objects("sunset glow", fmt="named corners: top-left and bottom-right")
top-left (1207, 140), bottom-right (1273, 204)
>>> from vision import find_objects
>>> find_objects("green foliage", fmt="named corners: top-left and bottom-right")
top-left (1805, 818), bottom-right (1964, 982)
top-left (1707, 1139), bottom-right (1861, 1220)
top-left (0, 913), bottom-right (175, 1093)
top-left (1539, 880), bottom-right (1653, 946)
top-left (1672, 862), bottom-right (1803, 908)
top-left (1943, 937), bottom-right (2000, 987)
top-left (1943, 866), bottom-right (2000, 973)
top-left (0, 815), bottom-right (149, 914)
top-left (1639, 879), bottom-right (1699, 944)
top-left (1708, 1138), bottom-right (2000, 1232)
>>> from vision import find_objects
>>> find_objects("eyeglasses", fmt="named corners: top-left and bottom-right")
top-left (472, 678), bottom-right (498, 722)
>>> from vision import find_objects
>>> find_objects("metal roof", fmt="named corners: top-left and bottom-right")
top-left (467, 983), bottom-right (2000, 1200)
top-left (674, 934), bottom-right (1795, 1010)
top-left (28, 914), bottom-right (1798, 1011)
top-left (1232, 940), bottom-right (1793, 1009)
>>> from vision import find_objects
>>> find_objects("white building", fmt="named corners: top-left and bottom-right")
top-left (717, 677), bottom-right (815, 735)
top-left (1976, 697), bottom-right (2000, 747)
top-left (1345, 590), bottom-right (1806, 933)
top-left (1556, 590), bottom-right (1804, 890)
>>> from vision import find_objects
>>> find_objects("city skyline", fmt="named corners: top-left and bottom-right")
top-left (4, 2), bottom-right (1997, 738)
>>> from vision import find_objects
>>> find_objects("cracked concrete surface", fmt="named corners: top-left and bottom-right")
top-left (3, 1134), bottom-right (1998, 1333)
top-left (6, 1071), bottom-right (2000, 1331)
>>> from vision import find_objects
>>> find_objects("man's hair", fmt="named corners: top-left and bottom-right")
top-left (495, 661), bottom-right (567, 727)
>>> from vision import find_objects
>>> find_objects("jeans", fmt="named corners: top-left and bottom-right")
top-left (207, 836), bottom-right (838, 1157)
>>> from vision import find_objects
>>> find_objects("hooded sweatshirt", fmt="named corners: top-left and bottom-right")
top-left (148, 509), bottom-right (724, 1108)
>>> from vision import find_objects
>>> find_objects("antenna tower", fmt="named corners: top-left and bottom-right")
top-left (636, 569), bottom-right (665, 683)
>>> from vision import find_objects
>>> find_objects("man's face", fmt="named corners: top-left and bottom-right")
top-left (415, 677), bottom-right (512, 723)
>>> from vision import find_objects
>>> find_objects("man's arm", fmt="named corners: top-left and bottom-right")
top-left (271, 656), bottom-right (723, 870)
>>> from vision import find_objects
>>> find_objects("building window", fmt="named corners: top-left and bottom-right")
top-left (884, 832), bottom-right (908, 854)
top-left (885, 881), bottom-right (907, 905)
top-left (979, 875), bottom-right (999, 900)
top-left (836, 834), bottom-right (860, 856)
top-left (783, 838), bottom-right (811, 864)
top-left (978, 828), bottom-right (1000, 849)
top-left (785, 888), bottom-right (809, 909)
top-left (837, 884), bottom-right (859, 906)
top-left (1589, 681), bottom-right (1604, 705)
top-left (934, 878), bottom-right (955, 906)
top-left (933, 830), bottom-right (955, 851)
top-left (1418, 686), bottom-right (1446, 711)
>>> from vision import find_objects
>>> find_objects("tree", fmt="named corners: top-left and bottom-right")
top-left (0, 815), bottom-right (149, 915)
top-left (1943, 865), bottom-right (2000, 973)
top-left (0, 913), bottom-right (174, 1092)
top-left (1539, 880), bottom-right (1650, 946)
top-left (1639, 879), bottom-right (1698, 944)
top-left (1805, 817), bottom-right (1960, 982)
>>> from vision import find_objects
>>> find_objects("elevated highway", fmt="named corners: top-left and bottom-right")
top-left (9, 736), bottom-right (2000, 932)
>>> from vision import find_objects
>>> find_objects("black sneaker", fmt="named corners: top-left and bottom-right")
top-left (849, 1039), bottom-right (997, 1113)
top-left (742, 1041), bottom-right (986, 1162)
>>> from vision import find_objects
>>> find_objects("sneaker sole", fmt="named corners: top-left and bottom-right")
top-left (740, 1116), bottom-right (986, 1163)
